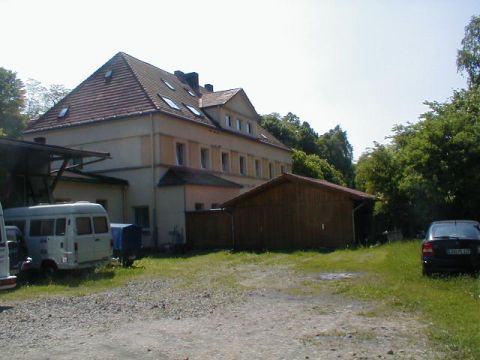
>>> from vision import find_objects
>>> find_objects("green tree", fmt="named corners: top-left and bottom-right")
top-left (0, 67), bottom-right (27, 138)
top-left (457, 15), bottom-right (480, 88)
top-left (317, 125), bottom-right (355, 185)
top-left (292, 149), bottom-right (345, 185)
top-left (25, 79), bottom-right (70, 120)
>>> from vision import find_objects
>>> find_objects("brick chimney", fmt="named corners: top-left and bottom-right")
top-left (184, 72), bottom-right (199, 91)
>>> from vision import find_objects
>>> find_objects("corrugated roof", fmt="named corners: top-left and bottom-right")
top-left (24, 52), bottom-right (290, 151)
top-left (158, 167), bottom-right (243, 188)
top-left (222, 173), bottom-right (375, 207)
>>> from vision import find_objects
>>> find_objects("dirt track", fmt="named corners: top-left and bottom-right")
top-left (0, 266), bottom-right (441, 360)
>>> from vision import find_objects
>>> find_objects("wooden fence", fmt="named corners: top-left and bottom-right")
top-left (185, 210), bottom-right (232, 250)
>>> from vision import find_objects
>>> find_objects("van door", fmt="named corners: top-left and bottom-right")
top-left (29, 218), bottom-right (55, 268)
top-left (52, 218), bottom-right (68, 267)
top-left (92, 216), bottom-right (112, 261)
top-left (74, 216), bottom-right (95, 264)
top-left (0, 215), bottom-right (9, 280)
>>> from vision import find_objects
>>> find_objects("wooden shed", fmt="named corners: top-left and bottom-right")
top-left (221, 173), bottom-right (375, 250)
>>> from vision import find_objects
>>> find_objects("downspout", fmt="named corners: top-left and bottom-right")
top-left (121, 184), bottom-right (127, 223)
top-left (352, 201), bottom-right (366, 246)
top-left (151, 113), bottom-right (158, 250)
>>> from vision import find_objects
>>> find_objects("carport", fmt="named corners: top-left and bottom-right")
top-left (0, 137), bottom-right (110, 207)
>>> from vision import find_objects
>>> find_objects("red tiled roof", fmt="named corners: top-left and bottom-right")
top-left (222, 173), bottom-right (375, 207)
top-left (24, 52), bottom-right (290, 151)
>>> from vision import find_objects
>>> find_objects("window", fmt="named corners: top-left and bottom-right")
top-left (134, 206), bottom-right (150, 229)
top-left (186, 88), bottom-right (196, 97)
top-left (195, 203), bottom-right (204, 211)
top-left (185, 104), bottom-right (201, 116)
top-left (55, 218), bottom-right (66, 236)
top-left (6, 220), bottom-right (26, 237)
top-left (200, 148), bottom-right (210, 169)
top-left (239, 156), bottom-right (247, 175)
top-left (58, 106), bottom-right (69, 118)
top-left (269, 162), bottom-right (274, 179)
top-left (76, 217), bottom-right (92, 235)
top-left (176, 142), bottom-right (185, 166)
top-left (225, 115), bottom-right (232, 127)
top-left (93, 217), bottom-right (109, 234)
top-left (247, 122), bottom-right (253, 134)
top-left (96, 199), bottom-right (108, 210)
top-left (105, 70), bottom-right (113, 82)
top-left (221, 152), bottom-right (229, 172)
top-left (158, 94), bottom-right (180, 110)
top-left (281, 165), bottom-right (286, 174)
top-left (236, 118), bottom-right (242, 131)
top-left (255, 159), bottom-right (261, 177)
top-left (211, 203), bottom-right (220, 209)
top-left (30, 219), bottom-right (55, 236)
top-left (162, 79), bottom-right (175, 90)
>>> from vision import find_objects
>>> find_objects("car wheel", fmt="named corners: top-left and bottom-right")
top-left (422, 266), bottom-right (432, 277)
top-left (42, 262), bottom-right (57, 281)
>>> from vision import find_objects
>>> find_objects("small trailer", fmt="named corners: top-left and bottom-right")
top-left (110, 223), bottom-right (143, 267)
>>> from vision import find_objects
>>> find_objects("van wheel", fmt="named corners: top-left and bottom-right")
top-left (42, 262), bottom-right (57, 280)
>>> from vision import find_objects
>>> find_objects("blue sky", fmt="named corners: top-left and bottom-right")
top-left (1, 0), bottom-right (478, 159)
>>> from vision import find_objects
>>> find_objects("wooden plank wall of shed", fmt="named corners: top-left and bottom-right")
top-left (233, 181), bottom-right (355, 250)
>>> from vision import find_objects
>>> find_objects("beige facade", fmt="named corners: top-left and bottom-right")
top-left (25, 100), bottom-right (291, 248)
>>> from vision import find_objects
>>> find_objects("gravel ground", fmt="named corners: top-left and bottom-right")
top-left (0, 267), bottom-right (443, 360)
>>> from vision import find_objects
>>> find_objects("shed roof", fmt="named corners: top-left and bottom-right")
top-left (222, 173), bottom-right (375, 207)
top-left (157, 167), bottom-right (243, 188)
top-left (53, 169), bottom-right (128, 186)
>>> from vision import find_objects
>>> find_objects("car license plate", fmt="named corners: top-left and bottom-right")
top-left (446, 249), bottom-right (471, 255)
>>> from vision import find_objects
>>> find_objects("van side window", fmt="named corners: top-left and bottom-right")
top-left (93, 217), bottom-right (108, 234)
top-left (56, 218), bottom-right (66, 236)
top-left (76, 217), bottom-right (92, 235)
top-left (30, 219), bottom-right (55, 236)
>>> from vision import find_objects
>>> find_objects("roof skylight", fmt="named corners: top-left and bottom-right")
top-left (185, 88), bottom-right (196, 97)
top-left (58, 106), bottom-right (69, 118)
top-left (162, 79), bottom-right (175, 91)
top-left (104, 70), bottom-right (113, 80)
top-left (158, 94), bottom-right (180, 110)
top-left (185, 104), bottom-right (202, 116)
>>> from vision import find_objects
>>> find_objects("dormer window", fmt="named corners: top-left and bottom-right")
top-left (158, 94), bottom-right (180, 110)
top-left (104, 70), bottom-right (113, 82)
top-left (58, 106), bottom-right (69, 119)
top-left (236, 119), bottom-right (242, 131)
top-left (162, 79), bottom-right (175, 91)
top-left (225, 115), bottom-right (232, 127)
top-left (185, 104), bottom-right (202, 117)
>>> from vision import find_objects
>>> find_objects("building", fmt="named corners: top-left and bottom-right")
top-left (186, 173), bottom-right (375, 250)
top-left (23, 52), bottom-right (292, 248)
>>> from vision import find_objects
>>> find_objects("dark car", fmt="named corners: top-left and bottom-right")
top-left (422, 220), bottom-right (480, 276)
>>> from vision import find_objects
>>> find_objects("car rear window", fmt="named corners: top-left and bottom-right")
top-left (76, 217), bottom-right (92, 235)
top-left (93, 217), bottom-right (109, 234)
top-left (431, 223), bottom-right (480, 239)
top-left (30, 219), bottom-right (55, 236)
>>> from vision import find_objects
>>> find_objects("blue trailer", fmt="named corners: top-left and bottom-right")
top-left (110, 223), bottom-right (143, 267)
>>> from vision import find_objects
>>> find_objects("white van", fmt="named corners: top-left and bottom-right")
top-left (0, 203), bottom-right (16, 290)
top-left (4, 202), bottom-right (113, 273)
